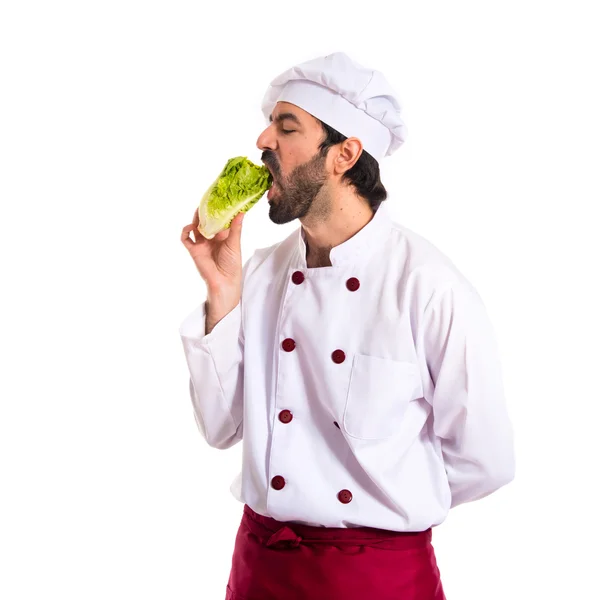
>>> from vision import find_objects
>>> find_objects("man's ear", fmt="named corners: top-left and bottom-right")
top-left (334, 137), bottom-right (363, 174)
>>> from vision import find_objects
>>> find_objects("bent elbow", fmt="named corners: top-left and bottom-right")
top-left (491, 456), bottom-right (516, 490)
top-left (210, 434), bottom-right (242, 450)
top-left (449, 454), bottom-right (516, 507)
top-left (207, 423), bottom-right (243, 450)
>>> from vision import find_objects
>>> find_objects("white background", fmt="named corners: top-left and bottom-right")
top-left (1, 1), bottom-right (598, 598)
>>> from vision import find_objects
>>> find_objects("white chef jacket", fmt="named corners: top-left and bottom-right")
top-left (179, 202), bottom-right (515, 531)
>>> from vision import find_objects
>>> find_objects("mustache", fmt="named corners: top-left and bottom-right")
top-left (261, 151), bottom-right (281, 180)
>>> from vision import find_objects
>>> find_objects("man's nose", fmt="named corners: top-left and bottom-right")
top-left (256, 125), bottom-right (276, 152)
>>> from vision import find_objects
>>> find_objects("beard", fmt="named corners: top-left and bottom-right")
top-left (262, 150), bottom-right (328, 225)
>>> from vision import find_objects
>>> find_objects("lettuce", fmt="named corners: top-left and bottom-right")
top-left (197, 156), bottom-right (272, 239)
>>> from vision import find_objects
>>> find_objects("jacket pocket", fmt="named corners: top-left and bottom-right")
top-left (343, 354), bottom-right (423, 440)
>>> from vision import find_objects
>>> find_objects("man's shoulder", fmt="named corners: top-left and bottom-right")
top-left (388, 220), bottom-right (473, 292)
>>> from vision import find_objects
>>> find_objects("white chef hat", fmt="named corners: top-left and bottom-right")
top-left (260, 52), bottom-right (407, 163)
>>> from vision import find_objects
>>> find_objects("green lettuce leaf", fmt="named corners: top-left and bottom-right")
top-left (197, 156), bottom-right (272, 239)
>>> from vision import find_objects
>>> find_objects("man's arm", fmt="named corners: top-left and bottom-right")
top-left (178, 259), bottom-right (251, 450)
top-left (422, 282), bottom-right (516, 507)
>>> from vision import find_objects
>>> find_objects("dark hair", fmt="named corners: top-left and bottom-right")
top-left (317, 120), bottom-right (388, 212)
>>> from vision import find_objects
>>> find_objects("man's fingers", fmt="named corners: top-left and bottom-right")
top-left (181, 224), bottom-right (200, 248)
top-left (214, 228), bottom-right (229, 242)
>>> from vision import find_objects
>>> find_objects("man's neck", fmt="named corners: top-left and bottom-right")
top-left (306, 245), bottom-right (333, 268)
top-left (301, 194), bottom-right (374, 268)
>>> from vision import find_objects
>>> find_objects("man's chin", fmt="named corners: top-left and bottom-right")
top-left (268, 203), bottom-right (296, 225)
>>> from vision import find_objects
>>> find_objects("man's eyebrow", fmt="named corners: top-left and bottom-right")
top-left (269, 112), bottom-right (302, 126)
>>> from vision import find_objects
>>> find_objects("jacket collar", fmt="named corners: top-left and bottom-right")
top-left (295, 202), bottom-right (393, 268)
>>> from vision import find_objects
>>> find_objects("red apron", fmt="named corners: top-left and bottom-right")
top-left (225, 504), bottom-right (446, 600)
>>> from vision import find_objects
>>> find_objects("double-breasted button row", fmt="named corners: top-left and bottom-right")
top-left (277, 270), bottom-right (356, 505)
top-left (291, 271), bottom-right (360, 292)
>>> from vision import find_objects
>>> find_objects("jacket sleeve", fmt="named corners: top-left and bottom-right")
top-left (422, 282), bottom-right (516, 507)
top-left (178, 261), bottom-right (250, 450)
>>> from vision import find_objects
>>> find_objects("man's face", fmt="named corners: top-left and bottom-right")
top-left (256, 102), bottom-right (330, 225)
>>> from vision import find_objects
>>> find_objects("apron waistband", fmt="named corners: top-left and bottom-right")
top-left (243, 504), bottom-right (432, 550)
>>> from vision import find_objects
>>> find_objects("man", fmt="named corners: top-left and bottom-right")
top-left (180, 52), bottom-right (515, 600)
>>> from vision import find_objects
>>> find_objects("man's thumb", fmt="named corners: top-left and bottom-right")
top-left (230, 211), bottom-right (244, 241)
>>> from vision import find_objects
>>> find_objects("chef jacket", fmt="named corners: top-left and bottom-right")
top-left (179, 202), bottom-right (515, 531)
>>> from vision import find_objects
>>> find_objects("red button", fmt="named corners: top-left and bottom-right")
top-left (271, 476), bottom-right (286, 490)
top-left (282, 338), bottom-right (296, 352)
top-left (346, 277), bottom-right (360, 292)
top-left (292, 271), bottom-right (305, 285)
top-left (332, 349), bottom-right (346, 364)
top-left (338, 489), bottom-right (353, 504)
top-left (279, 410), bottom-right (293, 424)
top-left (333, 421), bottom-right (340, 429)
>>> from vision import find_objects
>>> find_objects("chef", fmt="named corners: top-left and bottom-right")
top-left (180, 51), bottom-right (515, 600)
